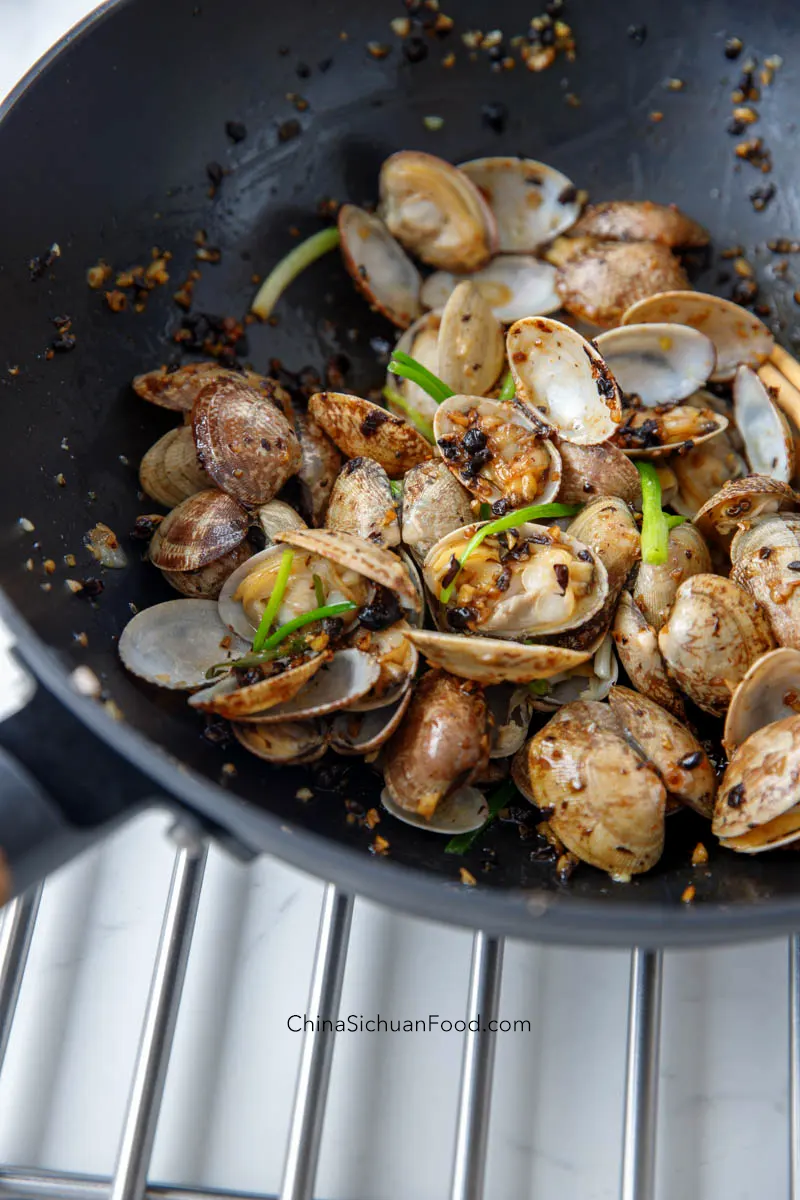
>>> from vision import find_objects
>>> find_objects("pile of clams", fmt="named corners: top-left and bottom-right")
top-left (119, 147), bottom-right (800, 885)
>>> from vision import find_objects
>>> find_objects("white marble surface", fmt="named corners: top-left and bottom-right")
top-left (0, 5), bottom-right (792, 1199)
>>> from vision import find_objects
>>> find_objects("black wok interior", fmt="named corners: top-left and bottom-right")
top-left (1, 0), bottom-right (800, 943)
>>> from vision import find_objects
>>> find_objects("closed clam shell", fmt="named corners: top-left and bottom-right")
top-left (380, 150), bottom-right (498, 272)
top-left (118, 599), bottom-right (249, 690)
top-left (543, 235), bottom-right (599, 268)
top-left (622, 291), bottom-right (775, 382)
top-left (188, 650), bottom-right (331, 718)
top-left (163, 423), bottom-right (212, 498)
top-left (132, 362), bottom-right (274, 413)
top-left (404, 628), bottom-right (593, 685)
top-left (724, 647), bottom-right (800, 753)
top-left (633, 523), bottom-right (711, 631)
top-left (160, 543), bottom-right (252, 599)
top-left (437, 281), bottom-right (505, 397)
top-left (612, 591), bottom-right (686, 719)
top-left (507, 316), bottom-right (622, 445)
top-left (193, 375), bottom-right (301, 506)
top-left (308, 391), bottom-right (433, 479)
top-left (235, 648), bottom-right (380, 724)
top-left (693, 475), bottom-right (798, 537)
top-left (556, 242), bottom-right (689, 329)
top-left (612, 404), bottom-right (727, 458)
top-left (400, 460), bottom-right (474, 562)
top-left (561, 496), bottom-right (640, 651)
top-left (252, 499), bottom-right (307, 544)
top-left (594, 323), bottom-right (716, 408)
top-left (730, 514), bottom-right (800, 649)
top-left (421, 257), bottom-right (560, 324)
top-left (608, 685), bottom-right (715, 818)
top-left (139, 428), bottom-right (192, 508)
top-left (733, 364), bottom-right (794, 483)
top-left (233, 719), bottom-right (328, 764)
top-left (658, 574), bottom-right (776, 715)
top-left (713, 714), bottom-right (800, 851)
top-left (388, 311), bottom-right (442, 422)
top-left (325, 457), bottom-right (400, 548)
top-left (458, 157), bottom-right (581, 251)
top-left (338, 203), bottom-right (422, 329)
top-left (347, 620), bottom-right (418, 711)
top-left (571, 201), bottom-right (709, 248)
top-left (433, 395), bottom-right (561, 508)
top-left (382, 668), bottom-right (490, 819)
top-left (329, 690), bottom-right (412, 756)
top-left (273, 527), bottom-right (421, 614)
top-left (556, 442), bottom-right (641, 507)
top-left (148, 489), bottom-right (250, 571)
top-left (519, 700), bottom-right (666, 877)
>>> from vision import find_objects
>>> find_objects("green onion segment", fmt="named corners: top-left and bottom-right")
top-left (635, 461), bottom-right (677, 565)
top-left (251, 227), bottom-right (340, 319)
top-left (498, 371), bottom-right (516, 401)
top-left (252, 549), bottom-right (294, 652)
top-left (382, 386), bottom-right (435, 442)
top-left (388, 350), bottom-right (454, 406)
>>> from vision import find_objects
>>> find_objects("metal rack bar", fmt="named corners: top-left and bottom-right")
top-left (449, 933), bottom-right (505, 1200)
top-left (0, 883), bottom-right (42, 1074)
top-left (790, 936), bottom-right (800, 1199)
top-left (279, 884), bottom-right (354, 1200)
top-left (0, 1166), bottom-right (277, 1200)
top-left (620, 949), bottom-right (663, 1200)
top-left (109, 827), bottom-right (208, 1200)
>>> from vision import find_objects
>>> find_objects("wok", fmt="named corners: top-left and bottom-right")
top-left (0, 0), bottom-right (797, 946)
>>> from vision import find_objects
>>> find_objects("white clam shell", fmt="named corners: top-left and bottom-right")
top-left (594, 323), bottom-right (716, 407)
top-left (234, 648), bottom-right (380, 724)
top-left (118, 599), bottom-right (249, 690)
top-left (437, 281), bottom-right (505, 397)
top-left (338, 203), bottom-right (422, 329)
top-left (421, 256), bottom-right (560, 324)
top-left (329, 690), bottom-right (412, 756)
top-left (622, 290), bottom-right (775, 382)
top-left (232, 719), bottom-right (327, 764)
top-left (507, 316), bottom-right (622, 445)
top-left (733, 364), bottom-right (795, 483)
top-left (218, 545), bottom-right (285, 642)
top-left (405, 628), bottom-right (594, 684)
top-left (724, 647), bottom-right (800, 753)
top-left (459, 156), bottom-right (581, 251)
top-left (380, 784), bottom-right (489, 835)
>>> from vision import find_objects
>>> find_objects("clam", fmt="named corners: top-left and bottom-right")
top-left (593, 324), bottom-right (716, 407)
top-left (381, 784), bottom-right (489, 835)
top-left (420, 257), bottom-right (560, 324)
top-left (404, 628), bottom-right (594, 685)
top-left (559, 496), bottom-right (640, 651)
top-left (148, 489), bottom-right (252, 599)
top-left (346, 620), bottom-right (418, 711)
top-left (132, 362), bottom-right (276, 413)
top-left (487, 685), bottom-right (536, 758)
top-left (608, 686), bottom-right (715, 818)
top-left (556, 242), bottom-right (689, 328)
top-left (570, 201), bottom-right (709, 248)
top-left (657, 573), bottom-right (776, 715)
top-left (507, 317), bottom-right (622, 445)
top-left (329, 690), bottom-right (412, 756)
top-left (233, 648), bottom-right (381, 724)
top-left (388, 310), bottom-right (442, 422)
top-left (379, 150), bottom-right (498, 272)
top-left (252, 499), bottom-right (307, 544)
top-left (273, 527), bottom-right (422, 615)
top-left (188, 649), bottom-right (331, 719)
top-left (693, 475), bottom-right (798, 538)
top-left (622, 291), bottom-right (775, 382)
top-left (433, 395), bottom-right (561, 508)
top-left (437, 282), bottom-right (505, 397)
top-left (723, 647), bottom-right (800, 753)
top-left (517, 701), bottom-right (666, 878)
top-left (612, 403), bottom-right (728, 458)
top-left (612, 591), bottom-right (686, 719)
top-left (139, 426), bottom-right (211, 508)
top-left (528, 633), bottom-right (619, 711)
top-left (670, 438), bottom-right (748, 519)
top-left (713, 715), bottom-right (800, 853)
top-left (632, 523), bottom-right (712, 631)
top-left (233, 719), bottom-right (328, 764)
top-left (556, 442), bottom-right (641, 507)
top-left (381, 668), bottom-right (491, 822)
top-left (542, 235), bottom-right (599, 268)
top-left (279, 396), bottom-right (343, 527)
top-left (338, 203), bottom-right (423, 329)
top-left (325, 457), bottom-right (400, 548)
top-left (733, 365), bottom-right (795, 483)
top-left (400, 460), bottom-right (474, 563)
top-left (308, 391), bottom-right (433, 478)
top-left (424, 521), bottom-right (608, 640)
top-left (119, 599), bottom-right (249, 690)
top-left (730, 514), bottom-right (800, 649)
top-left (458, 157), bottom-right (582, 251)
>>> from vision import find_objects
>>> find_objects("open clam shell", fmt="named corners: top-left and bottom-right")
top-left (188, 650), bottom-right (331, 719)
top-left (437, 281), bottom-right (505, 397)
top-left (308, 391), bottom-right (433, 479)
top-left (507, 317), bottom-right (622, 445)
top-left (556, 243), bottom-right (689, 329)
top-left (670, 438), bottom-right (748, 519)
top-left (556, 442), bottom-right (641, 507)
top-left (234, 648), bottom-right (380, 724)
top-left (433, 395), bottom-right (561, 508)
top-left (329, 690), bottom-right (412, 756)
top-left (119, 599), bottom-right (250, 690)
top-left (405, 628), bottom-right (593, 685)
top-left (388, 311), bottom-right (442, 422)
top-left (693, 475), bottom-right (798, 537)
top-left (594, 323), bottom-right (716, 407)
top-left (233, 719), bottom-right (328, 764)
top-left (379, 150), bottom-right (498, 272)
top-left (218, 545), bottom-right (290, 641)
top-left (252, 499), bottom-right (307, 544)
top-left (459, 156), bottom-right (581, 251)
top-left (486, 685), bottom-right (536, 758)
top-left (612, 590), bottom-right (686, 719)
top-left (622, 291), bottom-right (775, 382)
top-left (325, 457), bottom-right (400, 548)
top-left (347, 620), bottom-right (418, 711)
top-left (560, 496), bottom-right (641, 652)
top-left (527, 633), bottom-right (619, 711)
top-left (571, 201), bottom-right (709, 248)
top-left (338, 203), bottom-right (422, 330)
top-left (132, 362), bottom-right (273, 413)
top-left (713, 714), bottom-right (800, 852)
top-left (733, 365), bottom-right (795, 483)
top-left (421, 257), bottom-right (560, 324)
top-left (730, 514), bottom-right (800, 649)
top-left (612, 404), bottom-right (728, 458)
top-left (149, 489), bottom-right (250, 572)
top-left (274, 527), bottom-right (421, 615)
top-left (400, 460), bottom-right (474, 563)
top-left (724, 647), bottom-right (800, 754)
top-left (380, 784), bottom-right (489, 835)
top-left (632, 522), bottom-right (711, 632)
